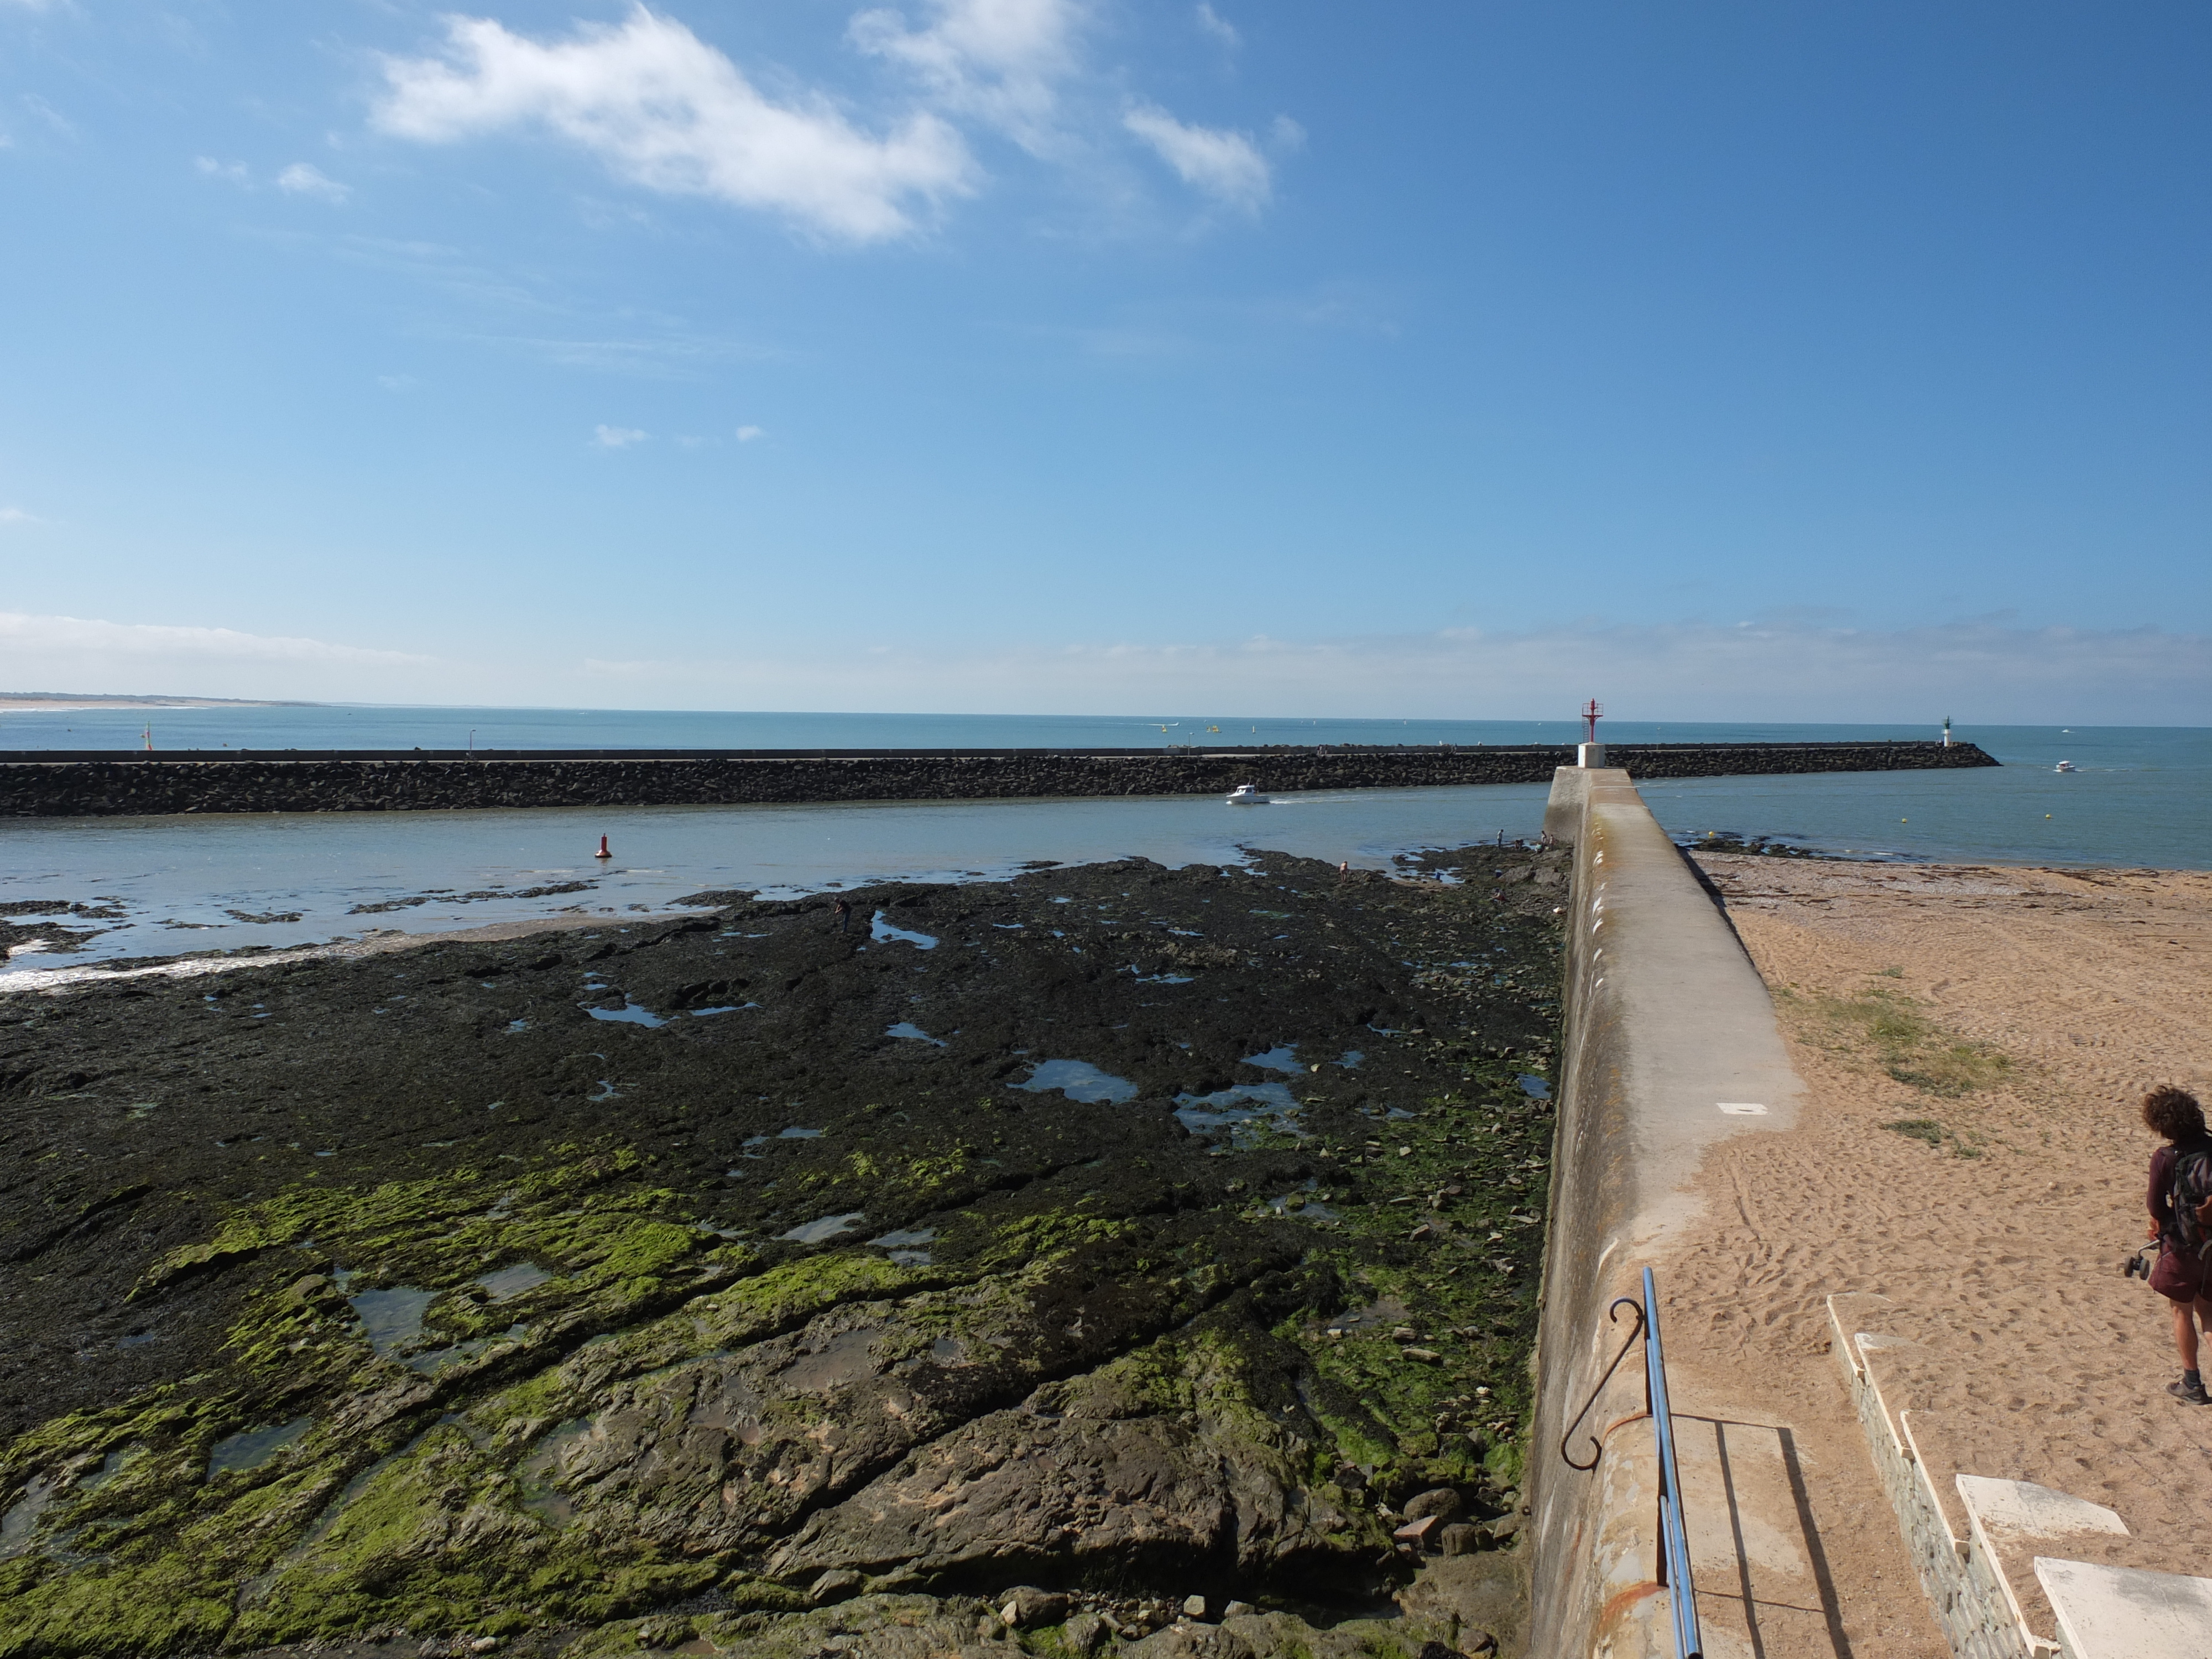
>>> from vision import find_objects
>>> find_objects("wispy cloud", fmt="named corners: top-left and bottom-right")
top-left (6, 609), bottom-right (2193, 722)
top-left (195, 155), bottom-right (249, 184)
top-left (1123, 101), bottom-right (1269, 211)
top-left (849, 0), bottom-right (1082, 153)
top-left (593, 424), bottom-right (648, 447)
top-left (373, 6), bottom-right (975, 241)
top-left (369, 2), bottom-right (1292, 237)
top-left (18, 93), bottom-right (73, 141)
top-left (528, 620), bottom-right (2210, 726)
top-left (0, 506), bottom-right (40, 526)
top-left (735, 424), bottom-right (764, 442)
top-left (276, 161), bottom-right (351, 202)
top-left (0, 611), bottom-right (426, 667)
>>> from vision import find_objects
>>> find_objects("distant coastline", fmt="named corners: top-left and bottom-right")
top-left (0, 693), bottom-right (305, 711)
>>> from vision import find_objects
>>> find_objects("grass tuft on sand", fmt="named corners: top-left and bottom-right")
top-left (1782, 984), bottom-right (2013, 1098)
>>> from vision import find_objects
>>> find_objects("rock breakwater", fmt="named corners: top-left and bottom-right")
top-left (0, 741), bottom-right (1997, 817)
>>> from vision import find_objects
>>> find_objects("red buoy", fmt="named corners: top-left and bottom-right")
top-left (595, 835), bottom-right (612, 860)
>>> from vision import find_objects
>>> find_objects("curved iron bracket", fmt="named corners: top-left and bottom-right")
top-left (1558, 1295), bottom-right (1648, 1472)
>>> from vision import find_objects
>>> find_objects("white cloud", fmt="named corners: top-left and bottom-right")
top-left (1123, 101), bottom-right (1269, 210)
top-left (195, 156), bottom-right (249, 183)
top-left (276, 162), bottom-right (351, 202)
top-left (734, 424), bottom-right (764, 441)
top-left (1194, 3), bottom-right (1238, 47)
top-left (593, 424), bottom-right (648, 447)
top-left (849, 0), bottom-right (1082, 152)
top-left (374, 6), bottom-right (974, 241)
top-left (0, 507), bottom-right (39, 526)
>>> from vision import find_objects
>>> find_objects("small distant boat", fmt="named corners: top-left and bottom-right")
top-left (1226, 784), bottom-right (1263, 805)
top-left (2053, 761), bottom-right (2077, 774)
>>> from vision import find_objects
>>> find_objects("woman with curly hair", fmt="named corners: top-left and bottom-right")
top-left (2142, 1084), bottom-right (2212, 1405)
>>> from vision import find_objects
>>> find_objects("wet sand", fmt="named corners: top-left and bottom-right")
top-left (1661, 855), bottom-right (2212, 1653)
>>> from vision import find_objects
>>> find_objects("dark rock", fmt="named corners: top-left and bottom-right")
top-left (1397, 1556), bottom-right (1524, 1658)
top-left (771, 1348), bottom-right (1363, 1583)
top-left (1127, 1624), bottom-right (1255, 1659)
top-left (998, 1587), bottom-right (1072, 1627)
top-left (1437, 1522), bottom-right (1482, 1557)
top-left (1404, 1487), bottom-right (1463, 1522)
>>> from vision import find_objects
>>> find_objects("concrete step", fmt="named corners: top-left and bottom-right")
top-left (1828, 1293), bottom-right (2212, 1659)
top-left (1670, 1410), bottom-right (1844, 1658)
top-left (2035, 1557), bottom-right (2212, 1659)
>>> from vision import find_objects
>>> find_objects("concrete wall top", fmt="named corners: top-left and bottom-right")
top-left (1526, 767), bottom-right (1809, 1657)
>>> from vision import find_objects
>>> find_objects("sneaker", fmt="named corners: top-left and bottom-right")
top-left (2169, 1377), bottom-right (2210, 1405)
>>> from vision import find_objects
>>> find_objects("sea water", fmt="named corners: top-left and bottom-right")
top-left (0, 720), bottom-right (2201, 977)
top-left (0, 703), bottom-right (2172, 758)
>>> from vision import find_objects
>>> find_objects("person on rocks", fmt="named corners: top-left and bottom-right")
top-left (833, 897), bottom-right (852, 934)
top-left (2141, 1084), bottom-right (2212, 1404)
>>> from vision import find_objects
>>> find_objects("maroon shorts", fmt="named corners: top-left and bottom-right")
top-left (2151, 1245), bottom-right (2211, 1305)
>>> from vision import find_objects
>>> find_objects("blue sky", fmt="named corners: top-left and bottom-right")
top-left (1, 0), bottom-right (2206, 721)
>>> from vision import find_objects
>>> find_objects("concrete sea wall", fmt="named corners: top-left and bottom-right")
top-left (1525, 768), bottom-right (1808, 1656)
top-left (0, 740), bottom-right (1994, 817)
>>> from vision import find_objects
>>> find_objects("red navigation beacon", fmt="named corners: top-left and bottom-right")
top-left (1582, 700), bottom-right (1603, 744)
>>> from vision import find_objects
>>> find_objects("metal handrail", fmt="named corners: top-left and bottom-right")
top-left (1642, 1265), bottom-right (1703, 1659)
top-left (1552, 1268), bottom-right (1703, 1656)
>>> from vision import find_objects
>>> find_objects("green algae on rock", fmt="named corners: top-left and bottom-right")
top-left (0, 847), bottom-right (1560, 1656)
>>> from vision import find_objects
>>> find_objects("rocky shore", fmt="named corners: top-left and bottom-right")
top-left (0, 742), bottom-right (1996, 817)
top-left (0, 844), bottom-right (1567, 1658)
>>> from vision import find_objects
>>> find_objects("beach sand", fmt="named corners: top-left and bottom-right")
top-left (1660, 854), bottom-right (2212, 1653)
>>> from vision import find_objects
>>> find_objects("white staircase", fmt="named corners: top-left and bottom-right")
top-left (1829, 1293), bottom-right (2212, 1659)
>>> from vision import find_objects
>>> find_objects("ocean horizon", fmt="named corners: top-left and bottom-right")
top-left (0, 698), bottom-right (2198, 755)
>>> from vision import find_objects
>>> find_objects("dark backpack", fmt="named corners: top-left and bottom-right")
top-left (2172, 1145), bottom-right (2212, 1256)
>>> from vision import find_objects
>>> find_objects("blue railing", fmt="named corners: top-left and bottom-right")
top-left (1642, 1265), bottom-right (1704, 1659)
top-left (1557, 1266), bottom-right (1703, 1658)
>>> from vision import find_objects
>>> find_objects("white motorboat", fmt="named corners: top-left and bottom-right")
top-left (1225, 783), bottom-right (1263, 805)
top-left (2053, 761), bottom-right (2077, 773)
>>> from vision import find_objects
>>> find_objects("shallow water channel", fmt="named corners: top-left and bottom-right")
top-left (0, 785), bottom-right (1551, 975)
